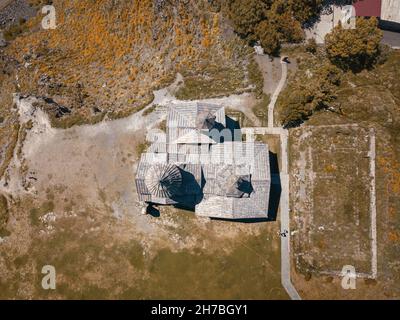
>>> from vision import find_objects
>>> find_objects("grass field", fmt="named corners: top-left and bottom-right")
top-left (290, 125), bottom-right (374, 276)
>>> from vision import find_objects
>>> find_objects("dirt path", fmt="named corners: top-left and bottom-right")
top-left (254, 54), bottom-right (282, 96)
top-left (242, 126), bottom-right (301, 300)
top-left (268, 61), bottom-right (288, 128)
top-left (244, 54), bottom-right (300, 300)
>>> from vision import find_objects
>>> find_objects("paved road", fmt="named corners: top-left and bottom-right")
top-left (279, 129), bottom-right (301, 300)
top-left (268, 61), bottom-right (287, 128)
top-left (266, 62), bottom-right (301, 299)
top-left (382, 30), bottom-right (400, 49)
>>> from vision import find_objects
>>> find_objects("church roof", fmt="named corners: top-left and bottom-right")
top-left (135, 103), bottom-right (271, 220)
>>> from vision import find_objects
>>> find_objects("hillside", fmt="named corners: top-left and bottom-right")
top-left (4, 0), bottom-right (259, 127)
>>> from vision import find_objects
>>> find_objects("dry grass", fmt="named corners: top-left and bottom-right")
top-left (6, 0), bottom-right (253, 128)
top-left (0, 123), bottom-right (20, 179)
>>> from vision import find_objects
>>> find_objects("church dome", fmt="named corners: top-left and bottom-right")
top-left (145, 164), bottom-right (182, 198)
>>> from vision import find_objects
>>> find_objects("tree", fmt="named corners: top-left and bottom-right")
top-left (224, 0), bottom-right (310, 55)
top-left (325, 17), bottom-right (383, 72)
top-left (305, 38), bottom-right (317, 54)
top-left (225, 0), bottom-right (271, 40)
top-left (267, 0), bottom-right (304, 43)
top-left (256, 20), bottom-right (281, 56)
top-left (288, 0), bottom-right (323, 24)
top-left (281, 62), bottom-right (342, 127)
top-left (254, 0), bottom-right (304, 56)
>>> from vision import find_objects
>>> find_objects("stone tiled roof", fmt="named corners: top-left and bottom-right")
top-left (135, 103), bottom-right (271, 220)
top-left (167, 102), bottom-right (226, 145)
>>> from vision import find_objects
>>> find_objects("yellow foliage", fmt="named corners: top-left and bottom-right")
top-left (378, 154), bottom-right (400, 195)
top-left (5, 0), bottom-right (248, 125)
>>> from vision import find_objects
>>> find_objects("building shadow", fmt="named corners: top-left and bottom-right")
top-left (267, 151), bottom-right (281, 222)
top-left (171, 168), bottom-right (204, 210)
top-left (146, 204), bottom-right (160, 217)
top-left (210, 217), bottom-right (269, 223)
top-left (225, 116), bottom-right (242, 141)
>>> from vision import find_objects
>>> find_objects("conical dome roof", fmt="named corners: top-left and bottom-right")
top-left (145, 164), bottom-right (182, 198)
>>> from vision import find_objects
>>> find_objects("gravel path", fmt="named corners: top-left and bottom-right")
top-left (268, 61), bottom-right (287, 128)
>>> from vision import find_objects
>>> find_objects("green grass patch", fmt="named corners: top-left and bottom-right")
top-left (29, 201), bottom-right (55, 227)
top-left (142, 105), bottom-right (157, 116)
top-left (247, 57), bottom-right (264, 98)
top-left (135, 140), bottom-right (150, 156)
top-left (0, 194), bottom-right (10, 237)
top-left (175, 62), bottom-right (247, 100)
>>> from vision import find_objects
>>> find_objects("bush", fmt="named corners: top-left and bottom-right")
top-left (306, 38), bottom-right (317, 54)
top-left (4, 25), bottom-right (24, 41)
top-left (288, 0), bottom-right (323, 24)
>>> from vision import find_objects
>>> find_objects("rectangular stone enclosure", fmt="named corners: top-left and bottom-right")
top-left (290, 125), bottom-right (376, 278)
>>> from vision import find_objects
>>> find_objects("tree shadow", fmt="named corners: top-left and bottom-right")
top-left (283, 118), bottom-right (306, 129)
top-left (304, 0), bottom-right (356, 29)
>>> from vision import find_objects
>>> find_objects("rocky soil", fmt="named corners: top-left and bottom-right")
top-left (0, 0), bottom-right (35, 29)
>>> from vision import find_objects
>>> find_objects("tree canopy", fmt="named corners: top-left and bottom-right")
top-left (288, 0), bottom-right (323, 24)
top-left (325, 17), bottom-right (383, 72)
top-left (223, 0), bottom-right (323, 55)
top-left (225, 0), bottom-right (271, 41)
